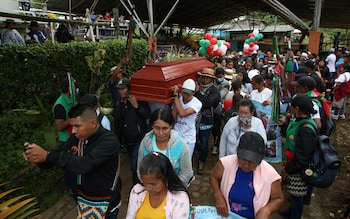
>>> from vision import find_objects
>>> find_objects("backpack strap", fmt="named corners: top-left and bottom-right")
top-left (98, 112), bottom-right (105, 124)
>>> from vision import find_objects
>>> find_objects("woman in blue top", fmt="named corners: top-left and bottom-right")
top-left (137, 108), bottom-right (193, 187)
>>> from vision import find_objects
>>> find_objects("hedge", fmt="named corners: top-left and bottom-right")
top-left (0, 39), bottom-right (148, 112)
top-left (0, 39), bottom-right (148, 210)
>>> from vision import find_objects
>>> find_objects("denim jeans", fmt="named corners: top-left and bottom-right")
top-left (126, 143), bottom-right (140, 185)
top-left (197, 128), bottom-right (212, 163)
top-left (290, 195), bottom-right (304, 219)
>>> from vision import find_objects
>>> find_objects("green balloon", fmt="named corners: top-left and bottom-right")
top-left (204, 40), bottom-right (211, 48)
top-left (244, 39), bottom-right (249, 44)
top-left (258, 33), bottom-right (264, 40)
top-left (249, 36), bottom-right (256, 42)
top-left (199, 39), bottom-right (205, 47)
top-left (217, 40), bottom-right (223, 47)
top-left (199, 47), bottom-right (207, 56)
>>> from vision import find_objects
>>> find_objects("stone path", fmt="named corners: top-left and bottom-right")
top-left (38, 142), bottom-right (325, 219)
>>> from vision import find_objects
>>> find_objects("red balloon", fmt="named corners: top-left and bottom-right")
top-left (254, 41), bottom-right (259, 44)
top-left (207, 45), bottom-right (214, 52)
top-left (205, 33), bottom-right (213, 40)
top-left (249, 42), bottom-right (255, 47)
top-left (208, 50), bottom-right (214, 56)
top-left (248, 47), bottom-right (254, 53)
top-left (243, 49), bottom-right (250, 55)
top-left (223, 98), bottom-right (233, 112)
top-left (224, 42), bottom-right (231, 49)
top-left (248, 32), bottom-right (254, 38)
top-left (214, 49), bottom-right (222, 56)
top-left (210, 38), bottom-right (218, 45)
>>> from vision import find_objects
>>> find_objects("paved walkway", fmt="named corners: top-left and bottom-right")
top-left (39, 142), bottom-right (324, 219)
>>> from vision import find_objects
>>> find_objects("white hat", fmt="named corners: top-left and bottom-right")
top-left (238, 51), bottom-right (243, 56)
top-left (329, 48), bottom-right (335, 52)
top-left (181, 79), bottom-right (196, 94)
top-left (301, 52), bottom-right (308, 57)
top-left (248, 69), bottom-right (260, 80)
top-left (224, 69), bottom-right (235, 80)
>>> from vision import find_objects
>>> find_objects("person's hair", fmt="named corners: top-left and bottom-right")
top-left (233, 94), bottom-right (243, 106)
top-left (252, 74), bottom-right (264, 84)
top-left (215, 67), bottom-right (225, 76)
top-left (238, 69), bottom-right (249, 84)
top-left (217, 56), bottom-right (224, 64)
top-left (238, 99), bottom-right (257, 117)
top-left (150, 108), bottom-right (174, 126)
top-left (68, 104), bottom-right (97, 120)
top-left (139, 152), bottom-right (187, 193)
top-left (232, 80), bottom-right (242, 92)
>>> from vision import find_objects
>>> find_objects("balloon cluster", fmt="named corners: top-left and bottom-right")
top-left (243, 29), bottom-right (264, 55)
top-left (198, 33), bottom-right (231, 57)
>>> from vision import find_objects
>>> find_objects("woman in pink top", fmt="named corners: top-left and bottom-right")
top-left (210, 132), bottom-right (283, 219)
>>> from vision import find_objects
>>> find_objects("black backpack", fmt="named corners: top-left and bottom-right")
top-left (312, 97), bottom-right (336, 136)
top-left (298, 123), bottom-right (341, 188)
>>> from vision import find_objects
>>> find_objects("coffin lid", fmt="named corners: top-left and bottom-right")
top-left (130, 57), bottom-right (215, 104)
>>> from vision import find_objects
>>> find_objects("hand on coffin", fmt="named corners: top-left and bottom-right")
top-left (172, 85), bottom-right (179, 96)
top-left (128, 94), bottom-right (139, 108)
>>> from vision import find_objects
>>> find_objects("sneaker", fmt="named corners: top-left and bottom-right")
top-left (339, 114), bottom-right (346, 119)
top-left (331, 114), bottom-right (339, 120)
top-left (212, 146), bottom-right (218, 155)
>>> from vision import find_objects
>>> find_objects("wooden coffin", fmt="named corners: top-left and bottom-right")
top-left (130, 57), bottom-right (215, 104)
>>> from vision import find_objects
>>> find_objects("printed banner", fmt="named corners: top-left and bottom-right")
top-left (251, 100), bottom-right (283, 163)
top-left (190, 206), bottom-right (246, 219)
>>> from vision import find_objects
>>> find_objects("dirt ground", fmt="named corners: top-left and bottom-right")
top-left (307, 114), bottom-right (350, 218)
top-left (40, 102), bottom-right (350, 219)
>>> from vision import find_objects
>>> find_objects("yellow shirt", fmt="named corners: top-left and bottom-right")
top-left (136, 192), bottom-right (166, 219)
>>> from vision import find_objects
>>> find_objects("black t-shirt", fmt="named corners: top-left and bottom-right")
top-left (54, 104), bottom-right (66, 120)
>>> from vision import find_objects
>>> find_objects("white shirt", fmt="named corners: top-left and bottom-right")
top-left (311, 101), bottom-right (321, 119)
top-left (96, 109), bottom-right (111, 131)
top-left (334, 72), bottom-right (350, 84)
top-left (173, 96), bottom-right (202, 144)
top-left (219, 116), bottom-right (267, 158)
top-left (326, 53), bottom-right (336, 72)
top-left (250, 87), bottom-right (272, 104)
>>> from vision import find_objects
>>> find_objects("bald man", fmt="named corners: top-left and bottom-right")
top-left (23, 104), bottom-right (121, 218)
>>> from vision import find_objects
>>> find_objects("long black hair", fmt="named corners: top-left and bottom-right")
top-left (139, 152), bottom-right (188, 194)
top-left (149, 108), bottom-right (174, 126)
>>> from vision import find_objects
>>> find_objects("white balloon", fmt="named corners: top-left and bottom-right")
top-left (253, 44), bottom-right (259, 51)
top-left (253, 29), bottom-right (259, 36)
top-left (243, 44), bottom-right (250, 50)
top-left (220, 45), bottom-right (227, 55)
top-left (213, 44), bottom-right (218, 51)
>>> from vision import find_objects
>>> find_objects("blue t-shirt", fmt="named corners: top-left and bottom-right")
top-left (228, 167), bottom-right (255, 219)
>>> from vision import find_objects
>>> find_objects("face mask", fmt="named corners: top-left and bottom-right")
top-left (216, 78), bottom-right (224, 83)
top-left (239, 116), bottom-right (252, 126)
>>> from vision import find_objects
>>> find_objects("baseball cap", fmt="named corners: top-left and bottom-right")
top-left (237, 132), bottom-right (265, 165)
top-left (305, 60), bottom-right (316, 69)
top-left (115, 78), bottom-right (130, 89)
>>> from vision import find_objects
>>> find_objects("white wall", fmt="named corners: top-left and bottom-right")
top-left (0, 0), bottom-right (19, 13)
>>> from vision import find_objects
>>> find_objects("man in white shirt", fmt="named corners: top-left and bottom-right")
top-left (325, 48), bottom-right (337, 81)
top-left (172, 79), bottom-right (202, 158)
top-left (1, 19), bottom-right (25, 45)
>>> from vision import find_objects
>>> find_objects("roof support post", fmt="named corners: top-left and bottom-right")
top-left (120, 0), bottom-right (149, 37)
top-left (146, 0), bottom-right (154, 36)
top-left (259, 0), bottom-right (311, 32)
top-left (312, 0), bottom-right (323, 30)
top-left (154, 0), bottom-right (181, 37)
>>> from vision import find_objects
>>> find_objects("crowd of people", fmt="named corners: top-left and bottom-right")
top-left (20, 41), bottom-right (350, 219)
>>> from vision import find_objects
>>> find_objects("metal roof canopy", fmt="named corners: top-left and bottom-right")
top-left (46, 0), bottom-right (350, 33)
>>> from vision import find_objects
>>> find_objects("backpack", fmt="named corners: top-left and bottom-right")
top-left (298, 123), bottom-right (341, 188)
top-left (312, 97), bottom-right (336, 136)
